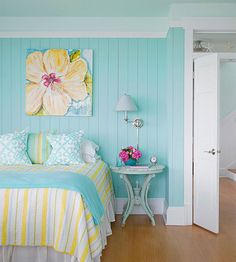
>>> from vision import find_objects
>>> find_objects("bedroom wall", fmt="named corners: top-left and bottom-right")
top-left (0, 37), bottom-right (168, 199)
top-left (166, 28), bottom-right (184, 207)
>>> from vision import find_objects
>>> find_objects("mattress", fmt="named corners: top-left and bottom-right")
top-left (0, 160), bottom-right (115, 262)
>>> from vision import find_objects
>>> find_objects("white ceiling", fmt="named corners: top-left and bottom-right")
top-left (0, 0), bottom-right (236, 17)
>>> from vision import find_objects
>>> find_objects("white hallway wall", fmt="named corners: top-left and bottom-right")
top-left (220, 62), bottom-right (236, 176)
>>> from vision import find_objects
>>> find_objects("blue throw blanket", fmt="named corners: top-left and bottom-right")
top-left (0, 170), bottom-right (104, 225)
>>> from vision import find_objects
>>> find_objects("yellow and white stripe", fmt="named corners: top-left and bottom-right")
top-left (0, 160), bottom-right (113, 262)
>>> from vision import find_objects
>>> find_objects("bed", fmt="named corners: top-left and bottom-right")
top-left (0, 160), bottom-right (115, 262)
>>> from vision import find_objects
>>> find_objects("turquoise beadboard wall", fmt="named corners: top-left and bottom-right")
top-left (0, 37), bottom-right (169, 199)
top-left (166, 28), bottom-right (184, 207)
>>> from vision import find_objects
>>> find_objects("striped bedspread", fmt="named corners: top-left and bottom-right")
top-left (0, 160), bottom-right (113, 262)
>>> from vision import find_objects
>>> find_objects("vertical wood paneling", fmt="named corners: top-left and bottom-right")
top-left (2, 39), bottom-right (11, 132)
top-left (127, 39), bottom-right (138, 149)
top-left (98, 39), bottom-right (109, 156)
top-left (0, 40), bottom-right (2, 133)
top-left (0, 37), bottom-right (168, 198)
top-left (107, 39), bottom-right (120, 196)
top-left (117, 39), bottom-right (129, 152)
top-left (79, 38), bottom-right (90, 133)
top-left (87, 39), bottom-right (99, 142)
top-left (166, 28), bottom-right (185, 206)
top-left (172, 29), bottom-right (184, 206)
top-left (137, 39), bottom-right (148, 162)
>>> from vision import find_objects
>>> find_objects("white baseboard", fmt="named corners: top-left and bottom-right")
top-left (115, 198), bottom-right (191, 225)
top-left (163, 200), bottom-right (190, 225)
top-left (115, 198), bottom-right (165, 215)
top-left (226, 170), bottom-right (236, 181)
top-left (220, 168), bottom-right (236, 181)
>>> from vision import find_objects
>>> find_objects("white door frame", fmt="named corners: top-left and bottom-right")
top-left (183, 18), bottom-right (236, 225)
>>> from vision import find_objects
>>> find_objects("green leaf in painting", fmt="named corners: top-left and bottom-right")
top-left (35, 107), bottom-right (45, 116)
top-left (85, 72), bottom-right (92, 95)
top-left (70, 50), bottom-right (81, 62)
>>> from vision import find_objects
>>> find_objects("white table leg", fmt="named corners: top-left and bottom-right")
top-left (140, 174), bottom-right (156, 226)
top-left (120, 174), bottom-right (134, 226)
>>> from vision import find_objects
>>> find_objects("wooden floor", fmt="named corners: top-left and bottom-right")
top-left (101, 178), bottom-right (236, 262)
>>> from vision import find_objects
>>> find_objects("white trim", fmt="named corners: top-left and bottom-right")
top-left (226, 170), bottom-right (236, 181)
top-left (0, 17), bottom-right (168, 38)
top-left (115, 198), bottom-right (165, 215)
top-left (183, 27), bottom-right (194, 225)
top-left (165, 207), bottom-right (186, 225)
top-left (116, 198), bottom-right (190, 225)
top-left (0, 31), bottom-right (167, 38)
top-left (183, 19), bottom-right (236, 228)
top-left (183, 18), bottom-right (236, 32)
top-left (163, 200), bottom-right (189, 225)
top-left (220, 169), bottom-right (236, 181)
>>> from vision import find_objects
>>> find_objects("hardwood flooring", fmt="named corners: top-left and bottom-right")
top-left (101, 178), bottom-right (236, 262)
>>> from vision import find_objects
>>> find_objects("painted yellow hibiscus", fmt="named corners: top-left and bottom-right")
top-left (26, 49), bottom-right (91, 116)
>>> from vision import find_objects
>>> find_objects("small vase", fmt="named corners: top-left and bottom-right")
top-left (124, 159), bottom-right (137, 166)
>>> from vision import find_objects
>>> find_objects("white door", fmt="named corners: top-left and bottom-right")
top-left (194, 53), bottom-right (220, 234)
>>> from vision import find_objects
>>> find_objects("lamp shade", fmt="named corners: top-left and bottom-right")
top-left (115, 94), bottom-right (137, 112)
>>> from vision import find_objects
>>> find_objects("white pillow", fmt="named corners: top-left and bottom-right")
top-left (80, 139), bottom-right (101, 163)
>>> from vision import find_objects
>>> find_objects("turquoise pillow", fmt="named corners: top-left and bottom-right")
top-left (45, 131), bottom-right (84, 166)
top-left (0, 130), bottom-right (32, 165)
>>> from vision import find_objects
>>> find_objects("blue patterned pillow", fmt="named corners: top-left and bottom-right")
top-left (0, 130), bottom-right (32, 165)
top-left (45, 131), bottom-right (84, 165)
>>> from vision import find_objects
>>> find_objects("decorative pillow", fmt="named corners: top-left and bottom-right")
top-left (0, 130), bottom-right (32, 165)
top-left (27, 131), bottom-right (55, 164)
top-left (45, 131), bottom-right (84, 165)
top-left (80, 139), bottom-right (101, 163)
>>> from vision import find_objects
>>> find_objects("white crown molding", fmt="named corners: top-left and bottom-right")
top-left (0, 17), bottom-right (168, 38)
top-left (169, 17), bottom-right (236, 32)
top-left (0, 31), bottom-right (167, 38)
top-left (183, 17), bottom-right (236, 32)
top-left (1, 16), bottom-right (236, 38)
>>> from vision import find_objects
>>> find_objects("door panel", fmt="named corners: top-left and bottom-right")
top-left (194, 53), bottom-right (220, 234)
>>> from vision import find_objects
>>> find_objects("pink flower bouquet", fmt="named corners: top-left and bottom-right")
top-left (119, 146), bottom-right (142, 165)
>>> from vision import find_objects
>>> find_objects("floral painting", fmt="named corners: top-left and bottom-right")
top-left (26, 49), bottom-right (93, 116)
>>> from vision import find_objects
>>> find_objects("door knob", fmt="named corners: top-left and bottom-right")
top-left (204, 149), bottom-right (216, 155)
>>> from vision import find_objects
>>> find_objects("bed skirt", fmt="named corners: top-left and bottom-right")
top-left (0, 199), bottom-right (115, 262)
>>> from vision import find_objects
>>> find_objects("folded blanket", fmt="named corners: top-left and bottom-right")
top-left (0, 170), bottom-right (104, 225)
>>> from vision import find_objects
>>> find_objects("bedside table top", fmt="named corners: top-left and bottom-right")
top-left (110, 165), bottom-right (165, 175)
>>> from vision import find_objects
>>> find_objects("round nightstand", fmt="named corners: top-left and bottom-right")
top-left (111, 165), bottom-right (165, 226)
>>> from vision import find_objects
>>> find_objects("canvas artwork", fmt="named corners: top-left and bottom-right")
top-left (26, 49), bottom-right (93, 116)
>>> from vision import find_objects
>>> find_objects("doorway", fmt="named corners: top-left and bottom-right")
top-left (193, 51), bottom-right (236, 234)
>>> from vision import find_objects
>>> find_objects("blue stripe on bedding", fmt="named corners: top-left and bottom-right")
top-left (0, 170), bottom-right (104, 225)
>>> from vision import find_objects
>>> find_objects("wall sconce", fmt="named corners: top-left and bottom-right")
top-left (115, 94), bottom-right (144, 149)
